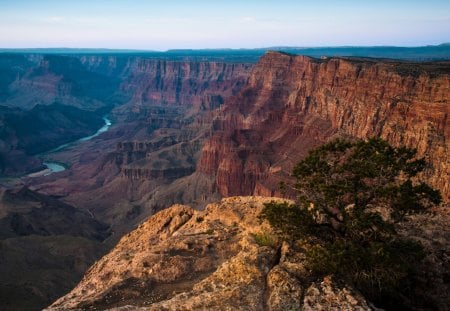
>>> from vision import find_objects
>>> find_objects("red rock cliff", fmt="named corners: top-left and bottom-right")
top-left (117, 59), bottom-right (251, 111)
top-left (76, 55), bottom-right (252, 112)
top-left (199, 52), bottom-right (450, 200)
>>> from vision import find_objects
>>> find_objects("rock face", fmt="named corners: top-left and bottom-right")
top-left (107, 59), bottom-right (251, 182)
top-left (120, 59), bottom-right (251, 110)
top-left (46, 196), bottom-right (372, 311)
top-left (198, 52), bottom-right (450, 200)
top-left (1, 54), bottom-right (122, 111)
top-left (0, 53), bottom-right (251, 112)
top-left (75, 55), bottom-right (252, 114)
top-left (80, 56), bottom-right (251, 184)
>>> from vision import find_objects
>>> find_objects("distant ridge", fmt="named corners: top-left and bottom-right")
top-left (0, 48), bottom-right (155, 54)
top-left (1, 44), bottom-right (450, 62)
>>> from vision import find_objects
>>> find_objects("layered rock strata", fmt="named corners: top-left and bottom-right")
top-left (121, 59), bottom-right (251, 111)
top-left (199, 52), bottom-right (450, 200)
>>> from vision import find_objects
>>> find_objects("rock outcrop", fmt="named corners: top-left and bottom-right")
top-left (199, 52), bottom-right (450, 200)
top-left (46, 196), bottom-right (373, 311)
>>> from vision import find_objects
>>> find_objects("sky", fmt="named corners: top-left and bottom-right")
top-left (0, 0), bottom-right (449, 50)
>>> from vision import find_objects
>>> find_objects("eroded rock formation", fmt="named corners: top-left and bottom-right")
top-left (45, 196), bottom-right (373, 311)
top-left (199, 52), bottom-right (450, 200)
top-left (47, 196), bottom-right (450, 310)
top-left (108, 58), bottom-right (252, 182)
top-left (121, 59), bottom-right (251, 110)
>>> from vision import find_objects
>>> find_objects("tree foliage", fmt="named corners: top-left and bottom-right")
top-left (261, 138), bottom-right (441, 308)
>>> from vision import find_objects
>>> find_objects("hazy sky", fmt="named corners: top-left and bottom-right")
top-left (0, 0), bottom-right (449, 49)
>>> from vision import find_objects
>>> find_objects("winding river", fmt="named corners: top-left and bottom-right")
top-left (38, 115), bottom-right (112, 176)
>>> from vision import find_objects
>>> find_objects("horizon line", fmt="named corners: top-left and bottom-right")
top-left (1, 43), bottom-right (449, 53)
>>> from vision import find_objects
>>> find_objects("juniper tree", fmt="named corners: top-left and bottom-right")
top-left (262, 138), bottom-right (441, 308)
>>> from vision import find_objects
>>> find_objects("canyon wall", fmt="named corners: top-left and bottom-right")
top-left (107, 58), bottom-right (252, 181)
top-left (199, 52), bottom-right (450, 200)
top-left (2, 54), bottom-right (122, 110)
top-left (75, 55), bottom-right (252, 108)
top-left (2, 53), bottom-right (252, 111)
top-left (117, 58), bottom-right (252, 112)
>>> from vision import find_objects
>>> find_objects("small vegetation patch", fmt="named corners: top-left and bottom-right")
top-left (253, 231), bottom-right (278, 247)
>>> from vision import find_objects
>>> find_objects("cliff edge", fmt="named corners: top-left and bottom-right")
top-left (45, 195), bottom-right (450, 310)
top-left (45, 196), bottom-right (374, 310)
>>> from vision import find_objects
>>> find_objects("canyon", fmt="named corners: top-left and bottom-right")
top-left (1, 51), bottom-right (253, 311)
top-left (0, 48), bottom-right (449, 310)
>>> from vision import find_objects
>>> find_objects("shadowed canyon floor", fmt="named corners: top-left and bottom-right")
top-left (0, 187), bottom-right (110, 311)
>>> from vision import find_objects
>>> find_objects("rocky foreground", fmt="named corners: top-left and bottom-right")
top-left (47, 197), bottom-right (383, 310)
top-left (46, 196), bottom-right (450, 311)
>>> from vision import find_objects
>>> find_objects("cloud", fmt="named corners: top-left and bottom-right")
top-left (44, 16), bottom-right (65, 23)
top-left (241, 16), bottom-right (256, 23)
top-left (238, 17), bottom-right (283, 24)
top-left (144, 17), bottom-right (191, 24)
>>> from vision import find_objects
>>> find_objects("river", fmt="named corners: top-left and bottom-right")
top-left (37, 115), bottom-right (112, 176)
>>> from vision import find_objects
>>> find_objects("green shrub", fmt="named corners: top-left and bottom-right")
top-left (261, 138), bottom-right (441, 309)
top-left (253, 231), bottom-right (278, 247)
